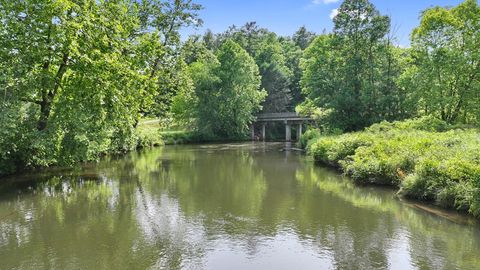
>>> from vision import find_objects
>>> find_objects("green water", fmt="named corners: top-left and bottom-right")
top-left (1, 143), bottom-right (479, 270)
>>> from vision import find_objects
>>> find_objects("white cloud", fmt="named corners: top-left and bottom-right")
top-left (329, 8), bottom-right (339, 19)
top-left (312, 0), bottom-right (340, 5)
top-left (396, 43), bottom-right (411, 49)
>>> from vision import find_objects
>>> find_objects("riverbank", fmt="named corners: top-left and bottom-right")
top-left (0, 117), bottom-right (257, 178)
top-left (135, 121), bottom-right (198, 148)
top-left (0, 119), bottom-right (197, 177)
top-left (135, 120), bottom-right (244, 148)
top-left (301, 117), bottom-right (480, 218)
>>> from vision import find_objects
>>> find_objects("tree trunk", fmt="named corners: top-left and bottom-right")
top-left (37, 52), bottom-right (69, 131)
top-left (37, 100), bottom-right (52, 131)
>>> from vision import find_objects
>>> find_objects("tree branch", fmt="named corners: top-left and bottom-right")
top-left (20, 97), bottom-right (42, 105)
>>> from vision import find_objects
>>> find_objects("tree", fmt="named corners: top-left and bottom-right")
top-left (285, 26), bottom-right (316, 109)
top-left (182, 35), bottom-right (211, 64)
top-left (256, 35), bottom-right (292, 113)
top-left (0, 0), bottom-right (144, 164)
top-left (136, 0), bottom-right (202, 118)
top-left (333, 0), bottom-right (392, 129)
top-left (299, 35), bottom-right (341, 126)
top-left (179, 40), bottom-right (266, 139)
top-left (280, 37), bottom-right (304, 109)
top-left (292, 26), bottom-right (316, 50)
top-left (217, 23), bottom-right (295, 113)
top-left (300, 0), bottom-right (407, 131)
top-left (0, 0), bottom-right (202, 174)
top-left (401, 0), bottom-right (480, 124)
top-left (202, 29), bottom-right (217, 50)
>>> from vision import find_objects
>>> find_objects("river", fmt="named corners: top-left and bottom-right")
top-left (0, 143), bottom-right (479, 269)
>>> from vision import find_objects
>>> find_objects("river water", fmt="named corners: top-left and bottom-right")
top-left (0, 143), bottom-right (479, 270)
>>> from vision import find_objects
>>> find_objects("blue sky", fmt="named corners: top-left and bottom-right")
top-left (182, 0), bottom-right (467, 47)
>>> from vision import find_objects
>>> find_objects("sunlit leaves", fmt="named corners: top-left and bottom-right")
top-left (0, 0), bottom-right (201, 174)
top-left (404, 0), bottom-right (480, 124)
top-left (175, 40), bottom-right (266, 139)
top-left (300, 0), bottom-right (408, 131)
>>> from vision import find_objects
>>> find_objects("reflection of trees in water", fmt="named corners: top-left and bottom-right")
top-left (0, 175), bottom-right (141, 269)
top-left (105, 145), bottom-right (480, 269)
top-left (296, 167), bottom-right (480, 270)
top-left (130, 146), bottom-right (269, 258)
top-left (128, 146), bottom-right (395, 268)
top-left (0, 152), bottom-right (209, 269)
top-left (1, 145), bottom-right (480, 269)
top-left (100, 148), bottom-right (210, 269)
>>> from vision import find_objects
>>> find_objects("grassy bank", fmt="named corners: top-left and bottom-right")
top-left (302, 117), bottom-right (480, 218)
top-left (135, 120), bottom-right (199, 148)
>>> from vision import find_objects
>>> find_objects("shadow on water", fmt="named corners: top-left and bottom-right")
top-left (0, 142), bottom-right (480, 269)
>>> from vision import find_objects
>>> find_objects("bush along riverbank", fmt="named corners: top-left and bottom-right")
top-left (135, 124), bottom-right (199, 148)
top-left (135, 121), bottom-right (242, 148)
top-left (301, 117), bottom-right (480, 218)
top-left (0, 121), bottom-right (197, 177)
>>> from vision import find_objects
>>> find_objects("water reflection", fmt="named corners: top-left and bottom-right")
top-left (0, 143), bottom-right (479, 269)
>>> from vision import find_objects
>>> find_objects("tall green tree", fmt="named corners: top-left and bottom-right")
top-left (280, 37), bottom-right (305, 109)
top-left (136, 0), bottom-right (202, 118)
top-left (299, 34), bottom-right (340, 125)
top-left (333, 0), bottom-right (391, 129)
top-left (401, 0), bottom-right (480, 124)
top-left (292, 26), bottom-right (316, 50)
top-left (290, 26), bottom-right (316, 109)
top-left (300, 0), bottom-right (407, 131)
top-left (217, 23), bottom-right (295, 113)
top-left (202, 29), bottom-right (217, 50)
top-left (256, 35), bottom-right (292, 113)
top-left (0, 0), bottom-right (201, 174)
top-left (220, 22), bottom-right (269, 57)
top-left (0, 0), bottom-right (145, 166)
top-left (176, 40), bottom-right (266, 138)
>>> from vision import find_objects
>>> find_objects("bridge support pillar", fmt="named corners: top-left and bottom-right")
top-left (297, 123), bottom-right (303, 141)
top-left (285, 121), bottom-right (291, 142)
top-left (251, 124), bottom-right (255, 140)
top-left (261, 124), bottom-right (266, 141)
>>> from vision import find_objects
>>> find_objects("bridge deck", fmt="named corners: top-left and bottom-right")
top-left (252, 112), bottom-right (312, 142)
top-left (255, 112), bottom-right (312, 122)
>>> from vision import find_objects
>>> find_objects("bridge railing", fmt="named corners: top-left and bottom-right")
top-left (256, 112), bottom-right (300, 120)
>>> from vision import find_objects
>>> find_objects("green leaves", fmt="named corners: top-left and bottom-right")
top-left (405, 0), bottom-right (480, 124)
top-left (300, 0), bottom-right (409, 131)
top-left (174, 39), bottom-right (265, 139)
top-left (201, 23), bottom-right (310, 114)
top-left (0, 0), bottom-right (202, 174)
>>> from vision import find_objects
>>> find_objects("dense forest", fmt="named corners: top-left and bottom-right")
top-left (1, 0), bottom-right (480, 215)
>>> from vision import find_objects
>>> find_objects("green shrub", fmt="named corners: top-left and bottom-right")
top-left (309, 132), bottom-right (373, 166)
top-left (342, 131), bottom-right (434, 185)
top-left (135, 126), bottom-right (164, 148)
top-left (299, 129), bottom-right (321, 149)
top-left (367, 116), bottom-right (450, 133)
top-left (307, 117), bottom-right (480, 218)
top-left (160, 131), bottom-right (199, 145)
top-left (399, 134), bottom-right (480, 216)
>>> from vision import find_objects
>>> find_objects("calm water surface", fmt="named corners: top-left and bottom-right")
top-left (1, 143), bottom-right (479, 270)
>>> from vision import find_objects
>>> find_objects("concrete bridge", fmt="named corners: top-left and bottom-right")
top-left (251, 112), bottom-right (313, 141)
